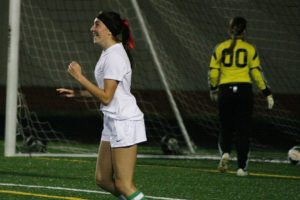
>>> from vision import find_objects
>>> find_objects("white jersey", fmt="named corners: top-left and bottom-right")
top-left (94, 43), bottom-right (143, 120)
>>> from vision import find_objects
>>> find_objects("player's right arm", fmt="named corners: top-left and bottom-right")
top-left (208, 45), bottom-right (221, 89)
top-left (208, 44), bottom-right (221, 101)
top-left (56, 88), bottom-right (93, 98)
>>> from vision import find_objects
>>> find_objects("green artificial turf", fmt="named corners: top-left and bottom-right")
top-left (0, 141), bottom-right (299, 200)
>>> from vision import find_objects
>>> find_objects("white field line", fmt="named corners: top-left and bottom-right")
top-left (0, 183), bottom-right (189, 200)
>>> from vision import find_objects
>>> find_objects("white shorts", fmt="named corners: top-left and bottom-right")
top-left (101, 115), bottom-right (147, 148)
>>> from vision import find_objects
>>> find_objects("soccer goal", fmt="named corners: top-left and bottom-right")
top-left (5, 0), bottom-right (300, 159)
top-left (5, 0), bottom-right (198, 157)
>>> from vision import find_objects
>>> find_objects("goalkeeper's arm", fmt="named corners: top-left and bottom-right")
top-left (208, 67), bottom-right (219, 102)
top-left (250, 67), bottom-right (274, 109)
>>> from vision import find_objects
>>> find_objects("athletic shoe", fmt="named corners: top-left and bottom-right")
top-left (218, 153), bottom-right (229, 172)
top-left (237, 168), bottom-right (248, 176)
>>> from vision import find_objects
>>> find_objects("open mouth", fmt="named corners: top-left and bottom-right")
top-left (92, 32), bottom-right (100, 40)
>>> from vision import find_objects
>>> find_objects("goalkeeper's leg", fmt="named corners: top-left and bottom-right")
top-left (235, 89), bottom-right (253, 175)
top-left (218, 90), bottom-right (235, 172)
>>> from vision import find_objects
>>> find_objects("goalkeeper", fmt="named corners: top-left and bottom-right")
top-left (208, 16), bottom-right (274, 176)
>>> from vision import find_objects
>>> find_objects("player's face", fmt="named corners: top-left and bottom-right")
top-left (90, 18), bottom-right (111, 45)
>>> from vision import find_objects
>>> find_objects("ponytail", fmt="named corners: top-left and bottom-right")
top-left (121, 19), bottom-right (135, 67)
top-left (122, 19), bottom-right (134, 50)
top-left (227, 35), bottom-right (237, 54)
top-left (227, 17), bottom-right (247, 54)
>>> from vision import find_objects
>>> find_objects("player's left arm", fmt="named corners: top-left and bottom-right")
top-left (250, 67), bottom-right (271, 96)
top-left (249, 48), bottom-right (274, 109)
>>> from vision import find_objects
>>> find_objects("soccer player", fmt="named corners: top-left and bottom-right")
top-left (208, 16), bottom-right (274, 176)
top-left (57, 11), bottom-right (147, 199)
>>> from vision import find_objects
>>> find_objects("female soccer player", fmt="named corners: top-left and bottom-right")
top-left (57, 11), bottom-right (147, 200)
top-left (208, 16), bottom-right (274, 176)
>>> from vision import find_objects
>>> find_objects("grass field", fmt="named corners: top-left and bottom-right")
top-left (0, 141), bottom-right (299, 200)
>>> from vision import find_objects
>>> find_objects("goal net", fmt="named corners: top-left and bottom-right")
top-left (5, 0), bottom-right (300, 159)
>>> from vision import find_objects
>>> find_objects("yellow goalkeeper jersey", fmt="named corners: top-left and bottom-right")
top-left (209, 38), bottom-right (269, 93)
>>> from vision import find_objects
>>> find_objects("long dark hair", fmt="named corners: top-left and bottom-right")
top-left (227, 16), bottom-right (247, 53)
top-left (97, 11), bottom-right (134, 66)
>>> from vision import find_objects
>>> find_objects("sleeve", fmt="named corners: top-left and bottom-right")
top-left (103, 54), bottom-right (127, 81)
top-left (249, 47), bottom-right (272, 96)
top-left (208, 45), bottom-right (220, 90)
top-left (249, 46), bottom-right (260, 69)
top-left (250, 68), bottom-right (272, 96)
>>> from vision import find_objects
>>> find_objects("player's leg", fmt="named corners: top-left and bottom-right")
top-left (218, 116), bottom-right (233, 172)
top-left (236, 120), bottom-right (250, 176)
top-left (235, 84), bottom-right (253, 175)
top-left (95, 141), bottom-right (120, 196)
top-left (112, 145), bottom-right (147, 200)
top-left (112, 145), bottom-right (138, 195)
top-left (218, 85), bottom-right (235, 172)
top-left (95, 114), bottom-right (123, 197)
top-left (111, 119), bottom-right (147, 199)
top-left (218, 85), bottom-right (235, 154)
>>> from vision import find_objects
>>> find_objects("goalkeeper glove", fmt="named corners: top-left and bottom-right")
top-left (210, 89), bottom-right (218, 102)
top-left (267, 95), bottom-right (274, 109)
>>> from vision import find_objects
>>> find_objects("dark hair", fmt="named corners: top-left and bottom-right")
top-left (227, 16), bottom-right (247, 53)
top-left (97, 11), bottom-right (134, 66)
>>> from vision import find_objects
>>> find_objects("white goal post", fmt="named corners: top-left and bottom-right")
top-left (131, 0), bottom-right (195, 153)
top-left (5, 0), bottom-right (21, 157)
